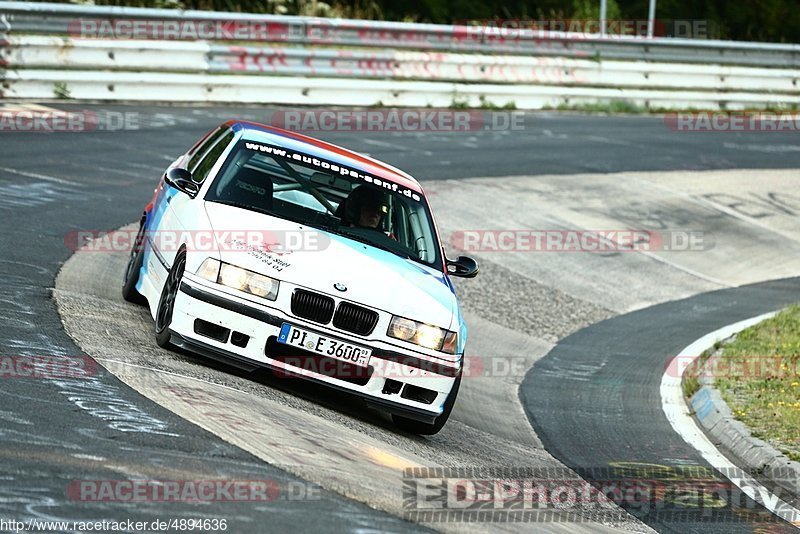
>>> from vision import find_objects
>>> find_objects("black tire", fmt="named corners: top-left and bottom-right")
top-left (392, 373), bottom-right (461, 435)
top-left (154, 251), bottom-right (185, 349)
top-left (122, 219), bottom-right (147, 305)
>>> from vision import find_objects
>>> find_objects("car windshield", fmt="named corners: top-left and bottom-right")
top-left (205, 139), bottom-right (442, 269)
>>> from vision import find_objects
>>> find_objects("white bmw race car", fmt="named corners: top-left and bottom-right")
top-left (123, 120), bottom-right (478, 434)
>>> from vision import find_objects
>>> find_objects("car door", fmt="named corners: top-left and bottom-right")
top-left (159, 128), bottom-right (237, 269)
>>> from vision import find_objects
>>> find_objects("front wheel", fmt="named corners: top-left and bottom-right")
top-left (154, 252), bottom-right (185, 349)
top-left (392, 373), bottom-right (461, 435)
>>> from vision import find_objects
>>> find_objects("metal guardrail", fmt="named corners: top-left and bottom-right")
top-left (7, 70), bottom-right (796, 110)
top-left (1, 1), bottom-right (799, 67)
top-left (0, 2), bottom-right (798, 109)
top-left (4, 36), bottom-right (798, 93)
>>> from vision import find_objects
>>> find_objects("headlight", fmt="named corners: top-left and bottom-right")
top-left (387, 315), bottom-right (457, 353)
top-left (196, 258), bottom-right (279, 301)
top-left (416, 324), bottom-right (444, 349)
top-left (220, 262), bottom-right (247, 289)
top-left (197, 257), bottom-right (220, 282)
top-left (441, 331), bottom-right (458, 355)
top-left (387, 317), bottom-right (416, 341)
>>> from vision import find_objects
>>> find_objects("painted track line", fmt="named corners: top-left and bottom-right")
top-left (637, 250), bottom-right (731, 287)
top-left (94, 356), bottom-right (252, 395)
top-left (660, 311), bottom-right (800, 527)
top-left (0, 166), bottom-right (81, 186)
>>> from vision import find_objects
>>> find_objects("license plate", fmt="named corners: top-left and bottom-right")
top-left (277, 323), bottom-right (372, 367)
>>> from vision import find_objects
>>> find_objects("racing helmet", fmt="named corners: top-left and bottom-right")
top-left (344, 186), bottom-right (389, 227)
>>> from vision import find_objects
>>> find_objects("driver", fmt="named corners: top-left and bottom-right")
top-left (342, 186), bottom-right (389, 230)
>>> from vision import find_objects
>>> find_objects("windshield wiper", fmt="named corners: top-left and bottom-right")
top-left (334, 228), bottom-right (413, 260)
top-left (211, 198), bottom-right (333, 231)
top-left (209, 199), bottom-right (278, 217)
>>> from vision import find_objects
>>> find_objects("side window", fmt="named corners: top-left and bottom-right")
top-left (188, 127), bottom-right (227, 171)
top-left (407, 204), bottom-right (433, 262)
top-left (190, 131), bottom-right (235, 184)
top-left (393, 202), bottom-right (411, 248)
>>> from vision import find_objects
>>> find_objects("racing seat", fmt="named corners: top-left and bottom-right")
top-left (335, 185), bottom-right (386, 227)
top-left (333, 195), bottom-right (351, 225)
top-left (223, 166), bottom-right (274, 211)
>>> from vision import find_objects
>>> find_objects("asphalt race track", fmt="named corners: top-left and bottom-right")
top-left (523, 277), bottom-right (800, 532)
top-left (2, 102), bottom-right (799, 533)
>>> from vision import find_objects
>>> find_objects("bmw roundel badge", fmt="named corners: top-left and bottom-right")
top-left (334, 283), bottom-right (347, 292)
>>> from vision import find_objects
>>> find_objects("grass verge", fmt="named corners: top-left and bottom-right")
top-left (712, 305), bottom-right (800, 461)
top-left (553, 101), bottom-right (647, 114)
top-left (682, 341), bottom-right (722, 399)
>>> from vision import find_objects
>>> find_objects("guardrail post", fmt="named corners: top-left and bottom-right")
top-left (600, 0), bottom-right (607, 37)
top-left (0, 15), bottom-right (7, 99)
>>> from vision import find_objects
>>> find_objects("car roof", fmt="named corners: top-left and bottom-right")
top-left (225, 120), bottom-right (423, 194)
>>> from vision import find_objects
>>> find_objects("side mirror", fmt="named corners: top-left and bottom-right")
top-left (446, 256), bottom-right (479, 278)
top-left (165, 168), bottom-right (199, 198)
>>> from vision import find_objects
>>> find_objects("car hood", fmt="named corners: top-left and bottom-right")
top-left (203, 202), bottom-right (457, 329)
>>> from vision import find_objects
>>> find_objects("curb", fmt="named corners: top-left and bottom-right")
top-left (689, 351), bottom-right (800, 499)
top-left (660, 311), bottom-right (800, 526)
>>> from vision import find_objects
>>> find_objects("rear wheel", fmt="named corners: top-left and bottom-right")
top-left (392, 373), bottom-right (461, 435)
top-left (122, 219), bottom-right (147, 304)
top-left (155, 252), bottom-right (185, 349)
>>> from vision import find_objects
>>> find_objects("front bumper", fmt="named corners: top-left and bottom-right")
top-left (170, 278), bottom-right (461, 423)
